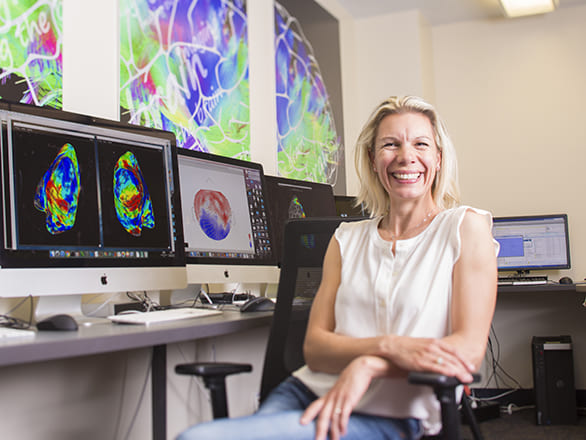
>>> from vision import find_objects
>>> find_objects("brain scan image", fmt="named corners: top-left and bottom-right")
top-left (193, 189), bottom-right (233, 241)
top-left (274, 2), bottom-right (341, 184)
top-left (34, 143), bottom-right (80, 234)
top-left (113, 151), bottom-right (155, 236)
top-left (287, 195), bottom-right (306, 219)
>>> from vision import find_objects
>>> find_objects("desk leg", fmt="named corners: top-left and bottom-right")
top-left (152, 344), bottom-right (167, 440)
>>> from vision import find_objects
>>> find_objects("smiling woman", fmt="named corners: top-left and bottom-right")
top-left (176, 96), bottom-right (499, 440)
top-left (355, 96), bottom-right (460, 220)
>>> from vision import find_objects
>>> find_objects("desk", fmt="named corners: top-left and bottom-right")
top-left (498, 283), bottom-right (578, 294)
top-left (0, 310), bottom-right (272, 440)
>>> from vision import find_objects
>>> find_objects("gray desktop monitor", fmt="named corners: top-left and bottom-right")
top-left (176, 149), bottom-right (279, 284)
top-left (0, 102), bottom-right (187, 321)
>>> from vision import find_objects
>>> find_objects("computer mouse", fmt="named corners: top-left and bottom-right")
top-left (36, 314), bottom-right (79, 331)
top-left (240, 296), bottom-right (275, 313)
top-left (559, 276), bottom-right (573, 285)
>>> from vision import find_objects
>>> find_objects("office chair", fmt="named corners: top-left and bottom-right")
top-left (176, 217), bottom-right (483, 439)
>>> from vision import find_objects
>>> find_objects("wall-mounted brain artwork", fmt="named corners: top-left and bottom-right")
top-left (113, 151), bottom-right (155, 237)
top-left (287, 195), bottom-right (306, 219)
top-left (34, 143), bottom-right (80, 234)
top-left (274, 2), bottom-right (341, 185)
top-left (193, 189), bottom-right (232, 241)
top-left (119, 0), bottom-right (251, 160)
top-left (0, 0), bottom-right (63, 108)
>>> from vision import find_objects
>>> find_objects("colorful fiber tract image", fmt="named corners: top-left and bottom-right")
top-left (274, 2), bottom-right (341, 185)
top-left (287, 195), bottom-right (306, 219)
top-left (0, 0), bottom-right (63, 108)
top-left (120, 0), bottom-right (250, 159)
top-left (113, 151), bottom-right (155, 237)
top-left (33, 143), bottom-right (80, 234)
top-left (193, 189), bottom-right (233, 241)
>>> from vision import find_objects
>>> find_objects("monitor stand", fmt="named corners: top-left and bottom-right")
top-left (35, 294), bottom-right (111, 327)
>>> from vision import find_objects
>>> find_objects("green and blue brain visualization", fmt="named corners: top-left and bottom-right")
top-left (34, 143), bottom-right (80, 235)
top-left (113, 151), bottom-right (155, 237)
top-left (287, 195), bottom-right (306, 219)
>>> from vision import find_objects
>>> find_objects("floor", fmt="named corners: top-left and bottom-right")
top-left (461, 407), bottom-right (586, 440)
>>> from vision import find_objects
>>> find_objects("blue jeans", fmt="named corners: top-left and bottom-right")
top-left (176, 376), bottom-right (422, 440)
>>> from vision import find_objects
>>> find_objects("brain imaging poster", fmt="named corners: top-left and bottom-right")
top-left (119, 0), bottom-right (251, 160)
top-left (0, 0), bottom-right (63, 108)
top-left (274, 0), bottom-right (345, 192)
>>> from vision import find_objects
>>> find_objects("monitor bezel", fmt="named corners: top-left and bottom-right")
top-left (264, 174), bottom-right (337, 263)
top-left (176, 148), bottom-right (277, 268)
top-left (492, 213), bottom-right (571, 272)
top-left (0, 101), bottom-right (186, 271)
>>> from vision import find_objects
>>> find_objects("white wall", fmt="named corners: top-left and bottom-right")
top-left (330, 2), bottom-right (586, 390)
top-left (432, 5), bottom-right (586, 389)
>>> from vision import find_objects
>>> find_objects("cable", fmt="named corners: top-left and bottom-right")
top-left (122, 350), bottom-right (152, 440)
top-left (113, 354), bottom-right (129, 440)
top-left (473, 325), bottom-right (523, 406)
top-left (0, 295), bottom-right (34, 329)
top-left (85, 291), bottom-right (123, 317)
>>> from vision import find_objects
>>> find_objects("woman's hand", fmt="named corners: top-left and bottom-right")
top-left (300, 355), bottom-right (390, 440)
top-left (379, 335), bottom-right (476, 383)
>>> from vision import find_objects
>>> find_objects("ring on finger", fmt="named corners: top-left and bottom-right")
top-left (334, 407), bottom-right (342, 415)
top-left (436, 356), bottom-right (443, 365)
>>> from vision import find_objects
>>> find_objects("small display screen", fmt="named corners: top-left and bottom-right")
top-left (492, 214), bottom-right (570, 271)
top-left (177, 149), bottom-right (275, 266)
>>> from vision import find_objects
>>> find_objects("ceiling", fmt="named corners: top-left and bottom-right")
top-left (335, 0), bottom-right (586, 25)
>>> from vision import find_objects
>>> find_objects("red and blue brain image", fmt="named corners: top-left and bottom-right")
top-left (34, 143), bottom-right (80, 235)
top-left (193, 189), bottom-right (232, 241)
top-left (113, 151), bottom-right (155, 236)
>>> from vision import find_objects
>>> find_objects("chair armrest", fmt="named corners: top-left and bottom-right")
top-left (175, 362), bottom-right (253, 419)
top-left (408, 372), bottom-right (480, 388)
top-left (175, 361), bottom-right (252, 378)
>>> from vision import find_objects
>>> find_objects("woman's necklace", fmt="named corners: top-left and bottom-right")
top-left (387, 207), bottom-right (438, 244)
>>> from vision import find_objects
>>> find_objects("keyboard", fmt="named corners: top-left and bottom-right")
top-left (0, 326), bottom-right (36, 339)
top-left (498, 276), bottom-right (548, 286)
top-left (107, 308), bottom-right (222, 326)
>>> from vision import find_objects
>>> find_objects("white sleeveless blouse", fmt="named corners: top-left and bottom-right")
top-left (293, 205), bottom-right (498, 435)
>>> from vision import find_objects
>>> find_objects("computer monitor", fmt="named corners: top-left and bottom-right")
top-left (334, 195), bottom-right (366, 218)
top-left (264, 175), bottom-right (336, 264)
top-left (176, 149), bottom-right (279, 284)
top-left (492, 214), bottom-right (571, 273)
top-left (0, 102), bottom-right (186, 320)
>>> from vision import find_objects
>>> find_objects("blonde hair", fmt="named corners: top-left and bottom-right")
top-left (355, 96), bottom-right (460, 217)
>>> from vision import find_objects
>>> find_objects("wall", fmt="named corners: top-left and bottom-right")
top-left (432, 6), bottom-right (586, 390)
top-left (331, 3), bottom-right (586, 390)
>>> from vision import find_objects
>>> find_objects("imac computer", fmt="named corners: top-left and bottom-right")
top-left (334, 195), bottom-right (367, 218)
top-left (0, 102), bottom-right (186, 321)
top-left (176, 149), bottom-right (279, 284)
top-left (492, 214), bottom-right (570, 279)
top-left (265, 175), bottom-right (336, 264)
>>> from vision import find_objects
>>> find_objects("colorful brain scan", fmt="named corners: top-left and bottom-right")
top-left (193, 189), bottom-right (232, 240)
top-left (0, 0), bottom-right (63, 108)
top-left (113, 151), bottom-right (155, 236)
top-left (287, 195), bottom-right (306, 219)
top-left (274, 2), bottom-right (342, 184)
top-left (34, 143), bottom-right (80, 234)
top-left (119, 0), bottom-right (251, 158)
